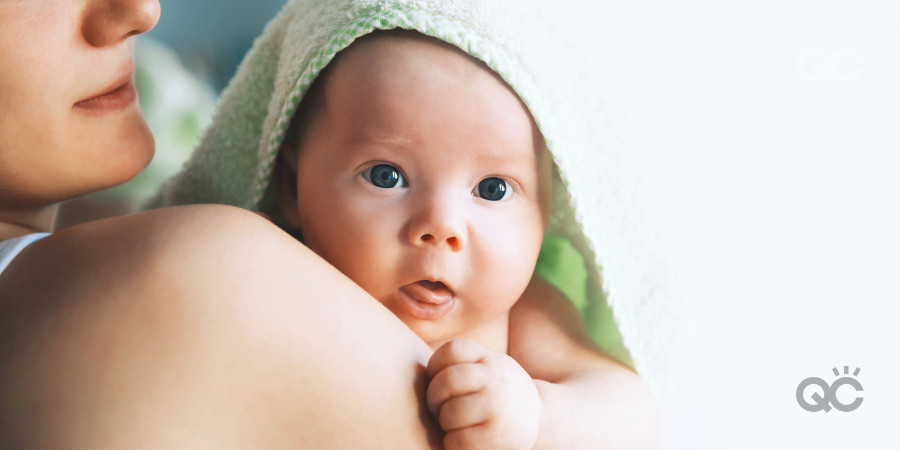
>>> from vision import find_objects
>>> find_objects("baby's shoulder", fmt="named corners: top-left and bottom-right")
top-left (508, 276), bottom-right (613, 381)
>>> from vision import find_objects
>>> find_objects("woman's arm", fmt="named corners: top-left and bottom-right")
top-left (0, 205), bottom-right (442, 449)
top-left (508, 276), bottom-right (659, 449)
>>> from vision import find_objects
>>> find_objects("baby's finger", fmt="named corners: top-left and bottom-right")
top-left (443, 423), bottom-right (493, 450)
top-left (427, 339), bottom-right (486, 379)
top-left (426, 362), bottom-right (486, 416)
top-left (437, 392), bottom-right (491, 431)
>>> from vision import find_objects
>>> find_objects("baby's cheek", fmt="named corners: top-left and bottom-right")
top-left (507, 209), bottom-right (545, 262)
top-left (328, 213), bottom-right (402, 293)
top-left (509, 222), bottom-right (544, 289)
top-left (477, 228), bottom-right (540, 306)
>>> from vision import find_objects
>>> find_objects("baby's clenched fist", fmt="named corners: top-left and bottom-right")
top-left (426, 339), bottom-right (542, 450)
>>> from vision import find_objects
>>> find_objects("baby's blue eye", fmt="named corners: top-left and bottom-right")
top-left (477, 177), bottom-right (508, 201)
top-left (364, 164), bottom-right (407, 188)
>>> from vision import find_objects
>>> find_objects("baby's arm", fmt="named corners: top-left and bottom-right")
top-left (424, 276), bottom-right (658, 449)
top-left (508, 276), bottom-right (659, 449)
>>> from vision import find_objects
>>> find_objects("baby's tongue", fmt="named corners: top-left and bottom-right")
top-left (401, 280), bottom-right (454, 304)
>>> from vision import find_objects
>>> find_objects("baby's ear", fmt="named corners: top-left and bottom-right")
top-left (281, 129), bottom-right (300, 172)
top-left (274, 140), bottom-right (303, 231)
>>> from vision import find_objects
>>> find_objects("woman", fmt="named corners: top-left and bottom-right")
top-left (0, 1), bottom-right (444, 447)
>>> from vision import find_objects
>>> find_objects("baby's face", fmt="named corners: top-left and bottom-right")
top-left (283, 34), bottom-right (551, 350)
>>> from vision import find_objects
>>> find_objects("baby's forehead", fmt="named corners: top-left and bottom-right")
top-left (293, 30), bottom-right (552, 170)
top-left (327, 33), bottom-right (548, 152)
top-left (327, 31), bottom-right (504, 96)
top-left (338, 31), bottom-right (480, 70)
top-left (288, 30), bottom-right (555, 215)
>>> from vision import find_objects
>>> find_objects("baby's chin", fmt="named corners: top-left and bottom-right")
top-left (401, 320), bottom-right (456, 350)
top-left (381, 293), bottom-right (511, 353)
top-left (411, 320), bottom-right (510, 354)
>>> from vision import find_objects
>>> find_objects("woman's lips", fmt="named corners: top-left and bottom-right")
top-left (74, 79), bottom-right (137, 113)
top-left (397, 280), bottom-right (456, 320)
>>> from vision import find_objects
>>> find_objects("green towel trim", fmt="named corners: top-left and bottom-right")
top-left (536, 236), bottom-right (628, 363)
top-left (535, 236), bottom-right (589, 314)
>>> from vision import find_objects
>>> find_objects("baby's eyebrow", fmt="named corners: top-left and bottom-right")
top-left (343, 133), bottom-right (416, 152)
top-left (477, 147), bottom-right (539, 170)
top-left (342, 133), bottom-right (416, 160)
top-left (343, 132), bottom-right (538, 173)
top-left (367, 135), bottom-right (415, 148)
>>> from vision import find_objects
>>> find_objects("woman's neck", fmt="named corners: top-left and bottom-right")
top-left (0, 205), bottom-right (58, 241)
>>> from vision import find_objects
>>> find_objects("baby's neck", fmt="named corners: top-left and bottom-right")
top-left (429, 312), bottom-right (510, 354)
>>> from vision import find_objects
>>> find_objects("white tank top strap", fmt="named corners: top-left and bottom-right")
top-left (0, 232), bottom-right (50, 275)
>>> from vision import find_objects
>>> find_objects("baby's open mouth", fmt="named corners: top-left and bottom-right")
top-left (397, 280), bottom-right (457, 320)
top-left (418, 280), bottom-right (448, 291)
top-left (401, 280), bottom-right (455, 305)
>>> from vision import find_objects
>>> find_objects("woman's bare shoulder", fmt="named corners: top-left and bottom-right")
top-left (49, 203), bottom-right (291, 258)
top-left (0, 205), bottom-right (286, 445)
top-left (0, 204), bottom-right (441, 448)
top-left (2, 204), bottom-right (294, 298)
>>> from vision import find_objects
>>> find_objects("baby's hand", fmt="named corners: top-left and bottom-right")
top-left (426, 339), bottom-right (542, 450)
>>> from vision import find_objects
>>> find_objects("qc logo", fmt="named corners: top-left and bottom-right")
top-left (796, 366), bottom-right (863, 413)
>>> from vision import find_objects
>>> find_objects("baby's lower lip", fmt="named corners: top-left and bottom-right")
top-left (396, 282), bottom-right (456, 320)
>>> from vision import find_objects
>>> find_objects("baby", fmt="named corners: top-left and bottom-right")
top-left (274, 31), bottom-right (551, 354)
top-left (268, 30), bottom-right (658, 448)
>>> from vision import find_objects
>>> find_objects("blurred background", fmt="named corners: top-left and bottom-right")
top-left (145, 0), bottom-right (285, 91)
top-left (56, 0), bottom-right (286, 227)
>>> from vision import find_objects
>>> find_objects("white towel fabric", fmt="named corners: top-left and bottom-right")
top-left (151, 0), bottom-right (688, 439)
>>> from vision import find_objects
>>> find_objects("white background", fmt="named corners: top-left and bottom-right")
top-left (586, 0), bottom-right (900, 448)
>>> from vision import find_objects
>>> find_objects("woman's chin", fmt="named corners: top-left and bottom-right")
top-left (59, 132), bottom-right (155, 207)
top-left (96, 119), bottom-right (156, 188)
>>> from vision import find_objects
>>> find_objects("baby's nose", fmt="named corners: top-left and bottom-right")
top-left (416, 231), bottom-right (462, 251)
top-left (407, 203), bottom-right (466, 252)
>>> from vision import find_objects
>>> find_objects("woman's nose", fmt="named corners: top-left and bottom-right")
top-left (82, 0), bottom-right (161, 47)
top-left (407, 200), bottom-right (467, 253)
